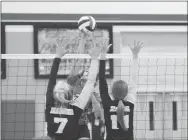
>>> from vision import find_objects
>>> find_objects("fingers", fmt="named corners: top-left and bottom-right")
top-left (139, 42), bottom-right (144, 48)
top-left (106, 44), bottom-right (112, 52)
top-left (64, 49), bottom-right (69, 55)
top-left (55, 39), bottom-right (60, 48)
top-left (62, 38), bottom-right (69, 46)
top-left (137, 41), bottom-right (143, 47)
top-left (103, 38), bottom-right (110, 48)
top-left (137, 41), bottom-right (140, 46)
top-left (103, 38), bottom-right (109, 46)
top-left (128, 44), bottom-right (133, 50)
top-left (91, 39), bottom-right (97, 48)
top-left (102, 43), bottom-right (112, 53)
top-left (134, 40), bottom-right (136, 47)
top-left (99, 38), bottom-right (111, 51)
top-left (56, 38), bottom-right (69, 48)
top-left (89, 46), bottom-right (99, 56)
top-left (131, 40), bottom-right (144, 48)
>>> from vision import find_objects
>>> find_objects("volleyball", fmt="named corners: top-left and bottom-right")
top-left (78, 16), bottom-right (96, 34)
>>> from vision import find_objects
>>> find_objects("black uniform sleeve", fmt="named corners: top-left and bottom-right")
top-left (45, 58), bottom-right (61, 114)
top-left (99, 60), bottom-right (111, 107)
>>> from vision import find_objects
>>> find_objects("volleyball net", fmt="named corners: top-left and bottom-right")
top-left (1, 53), bottom-right (187, 140)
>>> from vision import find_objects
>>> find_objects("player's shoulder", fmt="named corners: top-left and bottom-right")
top-left (125, 94), bottom-right (136, 104)
top-left (124, 84), bottom-right (137, 105)
top-left (69, 102), bottom-right (84, 117)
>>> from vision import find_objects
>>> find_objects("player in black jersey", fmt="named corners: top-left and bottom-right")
top-left (45, 38), bottom-right (104, 140)
top-left (99, 40), bottom-right (143, 140)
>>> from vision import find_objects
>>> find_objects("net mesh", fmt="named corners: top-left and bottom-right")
top-left (1, 54), bottom-right (187, 140)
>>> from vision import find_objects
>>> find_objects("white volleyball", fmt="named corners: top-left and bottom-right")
top-left (78, 16), bottom-right (96, 34)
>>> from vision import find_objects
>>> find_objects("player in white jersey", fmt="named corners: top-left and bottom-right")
top-left (66, 35), bottom-right (104, 140)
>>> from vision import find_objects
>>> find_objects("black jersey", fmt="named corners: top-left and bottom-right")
top-left (45, 58), bottom-right (98, 140)
top-left (99, 60), bottom-right (136, 140)
top-left (45, 58), bottom-right (81, 138)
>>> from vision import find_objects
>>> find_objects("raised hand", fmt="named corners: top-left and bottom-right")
top-left (81, 31), bottom-right (90, 40)
top-left (89, 44), bottom-right (101, 60)
top-left (99, 38), bottom-right (112, 60)
top-left (56, 38), bottom-right (69, 58)
top-left (128, 40), bottom-right (144, 57)
top-left (76, 32), bottom-right (88, 54)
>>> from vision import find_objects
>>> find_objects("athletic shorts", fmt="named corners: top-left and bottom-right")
top-left (78, 124), bottom-right (90, 139)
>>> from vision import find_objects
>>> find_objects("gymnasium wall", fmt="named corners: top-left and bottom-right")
top-left (1, 23), bottom-right (122, 139)
top-left (1, 24), bottom-right (187, 140)
top-left (1, 2), bottom-right (187, 140)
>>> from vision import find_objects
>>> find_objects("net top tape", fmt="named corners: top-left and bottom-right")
top-left (2, 53), bottom-right (187, 59)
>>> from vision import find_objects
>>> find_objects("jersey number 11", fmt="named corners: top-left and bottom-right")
top-left (111, 115), bottom-right (129, 130)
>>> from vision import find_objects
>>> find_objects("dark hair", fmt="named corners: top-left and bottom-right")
top-left (67, 70), bottom-right (85, 87)
top-left (70, 71), bottom-right (99, 95)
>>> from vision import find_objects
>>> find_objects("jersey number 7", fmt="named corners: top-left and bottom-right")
top-left (54, 117), bottom-right (68, 133)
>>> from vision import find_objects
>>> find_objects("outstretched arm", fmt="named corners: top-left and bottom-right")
top-left (45, 39), bottom-right (69, 108)
top-left (45, 57), bottom-right (61, 108)
top-left (125, 41), bottom-right (143, 104)
top-left (69, 36), bottom-right (86, 76)
top-left (71, 45), bottom-right (101, 110)
top-left (129, 54), bottom-right (139, 87)
top-left (99, 41), bottom-right (112, 106)
top-left (99, 60), bottom-right (109, 97)
top-left (67, 35), bottom-right (88, 87)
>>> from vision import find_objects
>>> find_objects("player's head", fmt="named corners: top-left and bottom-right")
top-left (67, 70), bottom-right (86, 95)
top-left (67, 70), bottom-right (98, 95)
top-left (53, 81), bottom-right (73, 104)
top-left (111, 80), bottom-right (128, 131)
top-left (111, 80), bottom-right (128, 100)
top-left (67, 70), bottom-right (85, 87)
top-left (72, 70), bottom-right (88, 95)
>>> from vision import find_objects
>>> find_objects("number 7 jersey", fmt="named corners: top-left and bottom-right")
top-left (45, 104), bottom-right (85, 139)
top-left (45, 58), bottom-right (99, 139)
top-left (45, 58), bottom-right (84, 139)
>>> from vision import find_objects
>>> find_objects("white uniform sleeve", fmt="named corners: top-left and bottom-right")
top-left (71, 60), bottom-right (99, 110)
